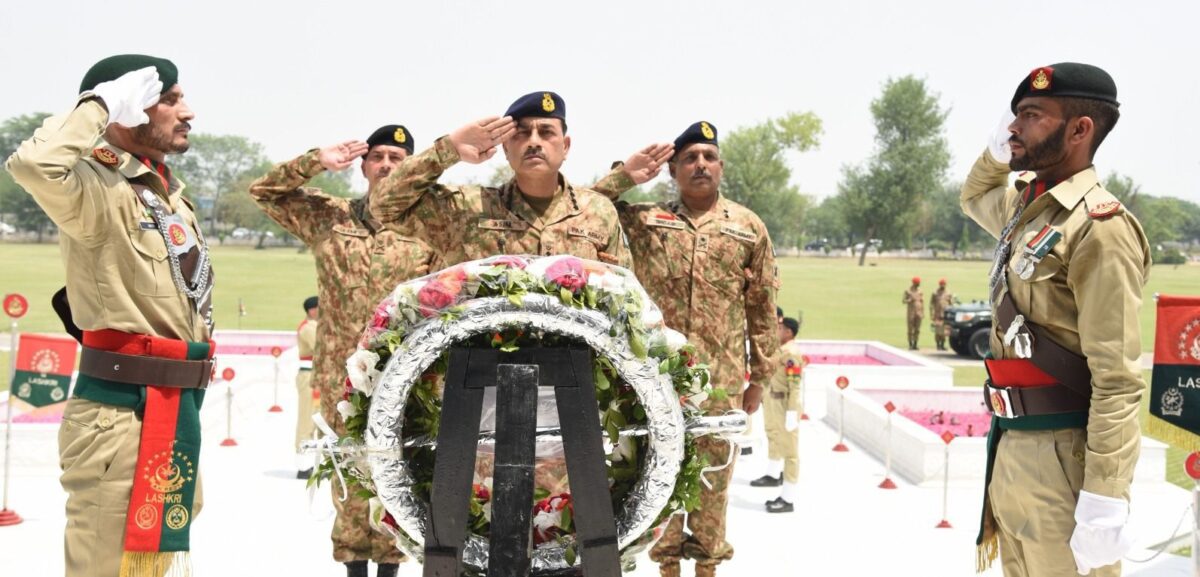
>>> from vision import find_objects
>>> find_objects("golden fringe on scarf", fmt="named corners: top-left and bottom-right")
top-left (976, 533), bottom-right (999, 573)
top-left (119, 551), bottom-right (191, 577)
top-left (1146, 417), bottom-right (1200, 453)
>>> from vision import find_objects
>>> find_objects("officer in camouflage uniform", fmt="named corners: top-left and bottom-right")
top-left (250, 125), bottom-right (436, 577)
top-left (371, 91), bottom-right (647, 268)
top-left (595, 121), bottom-right (780, 577)
top-left (903, 277), bottom-right (924, 350)
top-left (964, 63), bottom-right (1150, 576)
top-left (929, 279), bottom-right (954, 350)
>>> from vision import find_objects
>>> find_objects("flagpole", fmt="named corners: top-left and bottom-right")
top-left (1, 318), bottom-right (21, 524)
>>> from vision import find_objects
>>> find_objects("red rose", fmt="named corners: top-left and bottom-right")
top-left (342, 377), bottom-right (354, 401)
top-left (382, 510), bottom-right (397, 529)
top-left (370, 299), bottom-right (393, 330)
top-left (545, 257), bottom-right (588, 292)
top-left (417, 281), bottom-right (458, 317)
top-left (473, 483), bottom-right (491, 502)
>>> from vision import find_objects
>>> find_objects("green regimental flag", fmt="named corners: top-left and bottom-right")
top-left (1148, 295), bottom-right (1200, 450)
top-left (12, 334), bottom-right (77, 407)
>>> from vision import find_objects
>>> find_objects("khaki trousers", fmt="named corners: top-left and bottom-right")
top-left (294, 369), bottom-right (316, 451)
top-left (58, 397), bottom-right (203, 577)
top-left (989, 428), bottom-right (1121, 577)
top-left (762, 391), bottom-right (799, 483)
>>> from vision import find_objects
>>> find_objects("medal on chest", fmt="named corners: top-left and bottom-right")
top-left (1013, 225), bottom-right (1062, 281)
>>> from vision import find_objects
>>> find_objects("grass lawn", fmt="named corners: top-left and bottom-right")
top-left (3, 245), bottom-right (1199, 485)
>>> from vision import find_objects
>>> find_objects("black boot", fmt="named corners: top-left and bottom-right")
top-left (749, 474), bottom-right (782, 487)
top-left (765, 496), bottom-right (794, 513)
top-left (346, 561), bottom-right (368, 577)
top-left (376, 563), bottom-right (399, 577)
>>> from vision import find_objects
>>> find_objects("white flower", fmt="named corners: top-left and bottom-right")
top-left (368, 496), bottom-right (387, 530)
top-left (602, 272), bottom-right (627, 294)
top-left (642, 307), bottom-right (664, 328)
top-left (392, 281), bottom-right (425, 308)
top-left (612, 437), bottom-right (636, 463)
top-left (663, 328), bottom-right (688, 353)
top-left (532, 508), bottom-right (563, 536)
top-left (587, 272), bottom-right (606, 290)
top-left (524, 254), bottom-right (566, 280)
top-left (336, 399), bottom-right (360, 420)
top-left (346, 349), bottom-right (381, 396)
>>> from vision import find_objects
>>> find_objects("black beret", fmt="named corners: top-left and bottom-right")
top-left (303, 296), bottom-right (319, 311)
top-left (504, 91), bottom-right (566, 124)
top-left (776, 306), bottom-right (784, 318)
top-left (782, 317), bottom-right (800, 335)
top-left (673, 121), bottom-right (719, 157)
top-left (1010, 62), bottom-right (1119, 113)
top-left (366, 125), bottom-right (414, 154)
top-left (80, 54), bottom-right (178, 95)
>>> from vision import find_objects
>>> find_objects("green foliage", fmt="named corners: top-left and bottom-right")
top-left (172, 133), bottom-right (268, 234)
top-left (837, 76), bottom-right (951, 264)
top-left (719, 112), bottom-right (823, 247)
top-left (0, 113), bottom-right (55, 238)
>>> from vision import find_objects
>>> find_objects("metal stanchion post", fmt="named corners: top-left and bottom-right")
top-left (936, 431), bottom-right (954, 528)
top-left (832, 376), bottom-right (849, 452)
top-left (799, 355), bottom-right (810, 421)
top-left (220, 367), bottom-right (238, 447)
top-left (268, 346), bottom-right (283, 413)
top-left (879, 401), bottom-right (897, 489)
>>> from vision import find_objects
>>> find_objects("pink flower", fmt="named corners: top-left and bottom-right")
top-left (370, 299), bottom-right (393, 330)
top-left (545, 257), bottom-right (588, 292)
top-left (492, 256), bottom-right (528, 269)
top-left (417, 281), bottom-right (459, 317)
top-left (342, 377), bottom-right (354, 401)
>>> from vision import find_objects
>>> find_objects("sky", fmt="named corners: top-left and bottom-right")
top-left (3, 0), bottom-right (1197, 202)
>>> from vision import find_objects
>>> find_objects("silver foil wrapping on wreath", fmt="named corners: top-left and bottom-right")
top-left (367, 294), bottom-right (686, 574)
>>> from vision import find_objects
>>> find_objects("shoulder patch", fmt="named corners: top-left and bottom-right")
top-left (1087, 201), bottom-right (1122, 219)
top-left (92, 147), bottom-right (119, 168)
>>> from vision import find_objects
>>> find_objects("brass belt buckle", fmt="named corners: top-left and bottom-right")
top-left (986, 384), bottom-right (1016, 419)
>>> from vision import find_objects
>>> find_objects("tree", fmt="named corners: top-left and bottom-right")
top-left (837, 76), bottom-right (951, 265)
top-left (172, 134), bottom-right (268, 234)
top-left (802, 195), bottom-right (849, 248)
top-left (719, 112), bottom-right (823, 247)
top-left (922, 181), bottom-right (988, 256)
top-left (0, 113), bottom-right (55, 240)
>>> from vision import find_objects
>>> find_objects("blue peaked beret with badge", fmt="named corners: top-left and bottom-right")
top-left (1010, 62), bottom-right (1119, 113)
top-left (504, 91), bottom-right (566, 127)
top-left (673, 121), bottom-right (719, 158)
top-left (366, 124), bottom-right (414, 154)
top-left (80, 54), bottom-right (178, 94)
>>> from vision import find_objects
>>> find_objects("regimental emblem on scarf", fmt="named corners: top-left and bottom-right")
top-left (144, 444), bottom-right (194, 496)
top-left (1179, 316), bottom-right (1200, 362)
top-left (1163, 388), bottom-right (1184, 417)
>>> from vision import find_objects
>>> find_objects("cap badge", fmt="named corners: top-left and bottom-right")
top-left (393, 127), bottom-right (407, 144)
top-left (92, 148), bottom-right (119, 167)
top-left (541, 93), bottom-right (555, 113)
top-left (1032, 68), bottom-right (1052, 90)
top-left (700, 122), bottom-right (715, 140)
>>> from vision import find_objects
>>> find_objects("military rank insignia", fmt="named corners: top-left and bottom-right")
top-left (542, 93), bottom-right (555, 112)
top-left (1088, 201), bottom-right (1122, 219)
top-left (1031, 67), bottom-right (1053, 91)
top-left (92, 147), bottom-right (119, 167)
top-left (394, 127), bottom-right (407, 144)
top-left (1013, 225), bottom-right (1062, 280)
top-left (701, 122), bottom-right (715, 140)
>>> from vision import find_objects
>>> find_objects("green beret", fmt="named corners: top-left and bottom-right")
top-left (366, 125), bottom-right (414, 154)
top-left (504, 91), bottom-right (566, 126)
top-left (303, 296), bottom-right (319, 311)
top-left (1010, 62), bottom-right (1119, 113)
top-left (673, 121), bottom-right (719, 158)
top-left (80, 54), bottom-right (178, 94)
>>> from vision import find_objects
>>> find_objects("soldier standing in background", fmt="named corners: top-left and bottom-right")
top-left (250, 125), bottom-right (436, 577)
top-left (903, 277), bottom-right (924, 350)
top-left (294, 296), bottom-right (319, 479)
top-left (929, 279), bottom-right (954, 351)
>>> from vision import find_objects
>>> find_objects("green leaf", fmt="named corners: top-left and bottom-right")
top-left (560, 504), bottom-right (573, 532)
top-left (564, 544), bottom-right (577, 566)
top-left (534, 487), bottom-right (550, 501)
top-left (594, 368), bottom-right (610, 391)
top-left (508, 293), bottom-right (524, 307)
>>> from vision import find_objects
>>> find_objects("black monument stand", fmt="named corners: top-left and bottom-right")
top-left (422, 346), bottom-right (621, 577)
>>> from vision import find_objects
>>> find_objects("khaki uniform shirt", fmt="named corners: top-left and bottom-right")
top-left (250, 151), bottom-right (437, 403)
top-left (5, 98), bottom-right (209, 342)
top-left (930, 288), bottom-right (954, 321)
top-left (903, 288), bottom-right (924, 319)
top-left (297, 317), bottom-right (317, 361)
top-left (961, 150), bottom-right (1151, 498)
top-left (769, 338), bottom-right (804, 412)
top-left (594, 179), bottom-right (779, 403)
top-left (369, 137), bottom-right (631, 269)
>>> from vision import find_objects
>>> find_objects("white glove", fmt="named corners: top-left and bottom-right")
top-left (987, 109), bottom-right (1016, 164)
top-left (88, 66), bottom-right (162, 128)
top-left (785, 411), bottom-right (798, 432)
top-left (1069, 490), bottom-right (1134, 575)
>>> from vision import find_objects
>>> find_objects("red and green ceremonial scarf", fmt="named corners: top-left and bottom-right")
top-left (1148, 295), bottom-right (1200, 450)
top-left (82, 330), bottom-right (211, 577)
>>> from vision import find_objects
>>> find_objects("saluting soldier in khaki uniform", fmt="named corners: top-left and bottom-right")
top-left (596, 121), bottom-right (780, 577)
top-left (371, 91), bottom-right (643, 269)
top-left (294, 296), bottom-right (319, 478)
top-left (758, 317), bottom-right (803, 513)
top-left (7, 55), bottom-right (214, 577)
top-left (929, 279), bottom-right (954, 350)
top-left (903, 277), bottom-right (924, 350)
top-left (963, 63), bottom-right (1150, 577)
top-left (250, 125), bottom-right (437, 577)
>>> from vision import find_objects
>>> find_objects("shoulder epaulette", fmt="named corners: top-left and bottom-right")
top-left (1084, 187), bottom-right (1124, 220)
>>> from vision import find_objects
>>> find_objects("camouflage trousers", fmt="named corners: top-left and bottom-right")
top-left (319, 378), bottom-right (406, 564)
top-left (650, 433), bottom-right (737, 567)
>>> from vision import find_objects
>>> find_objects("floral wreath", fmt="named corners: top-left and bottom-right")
top-left (312, 255), bottom-right (723, 572)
